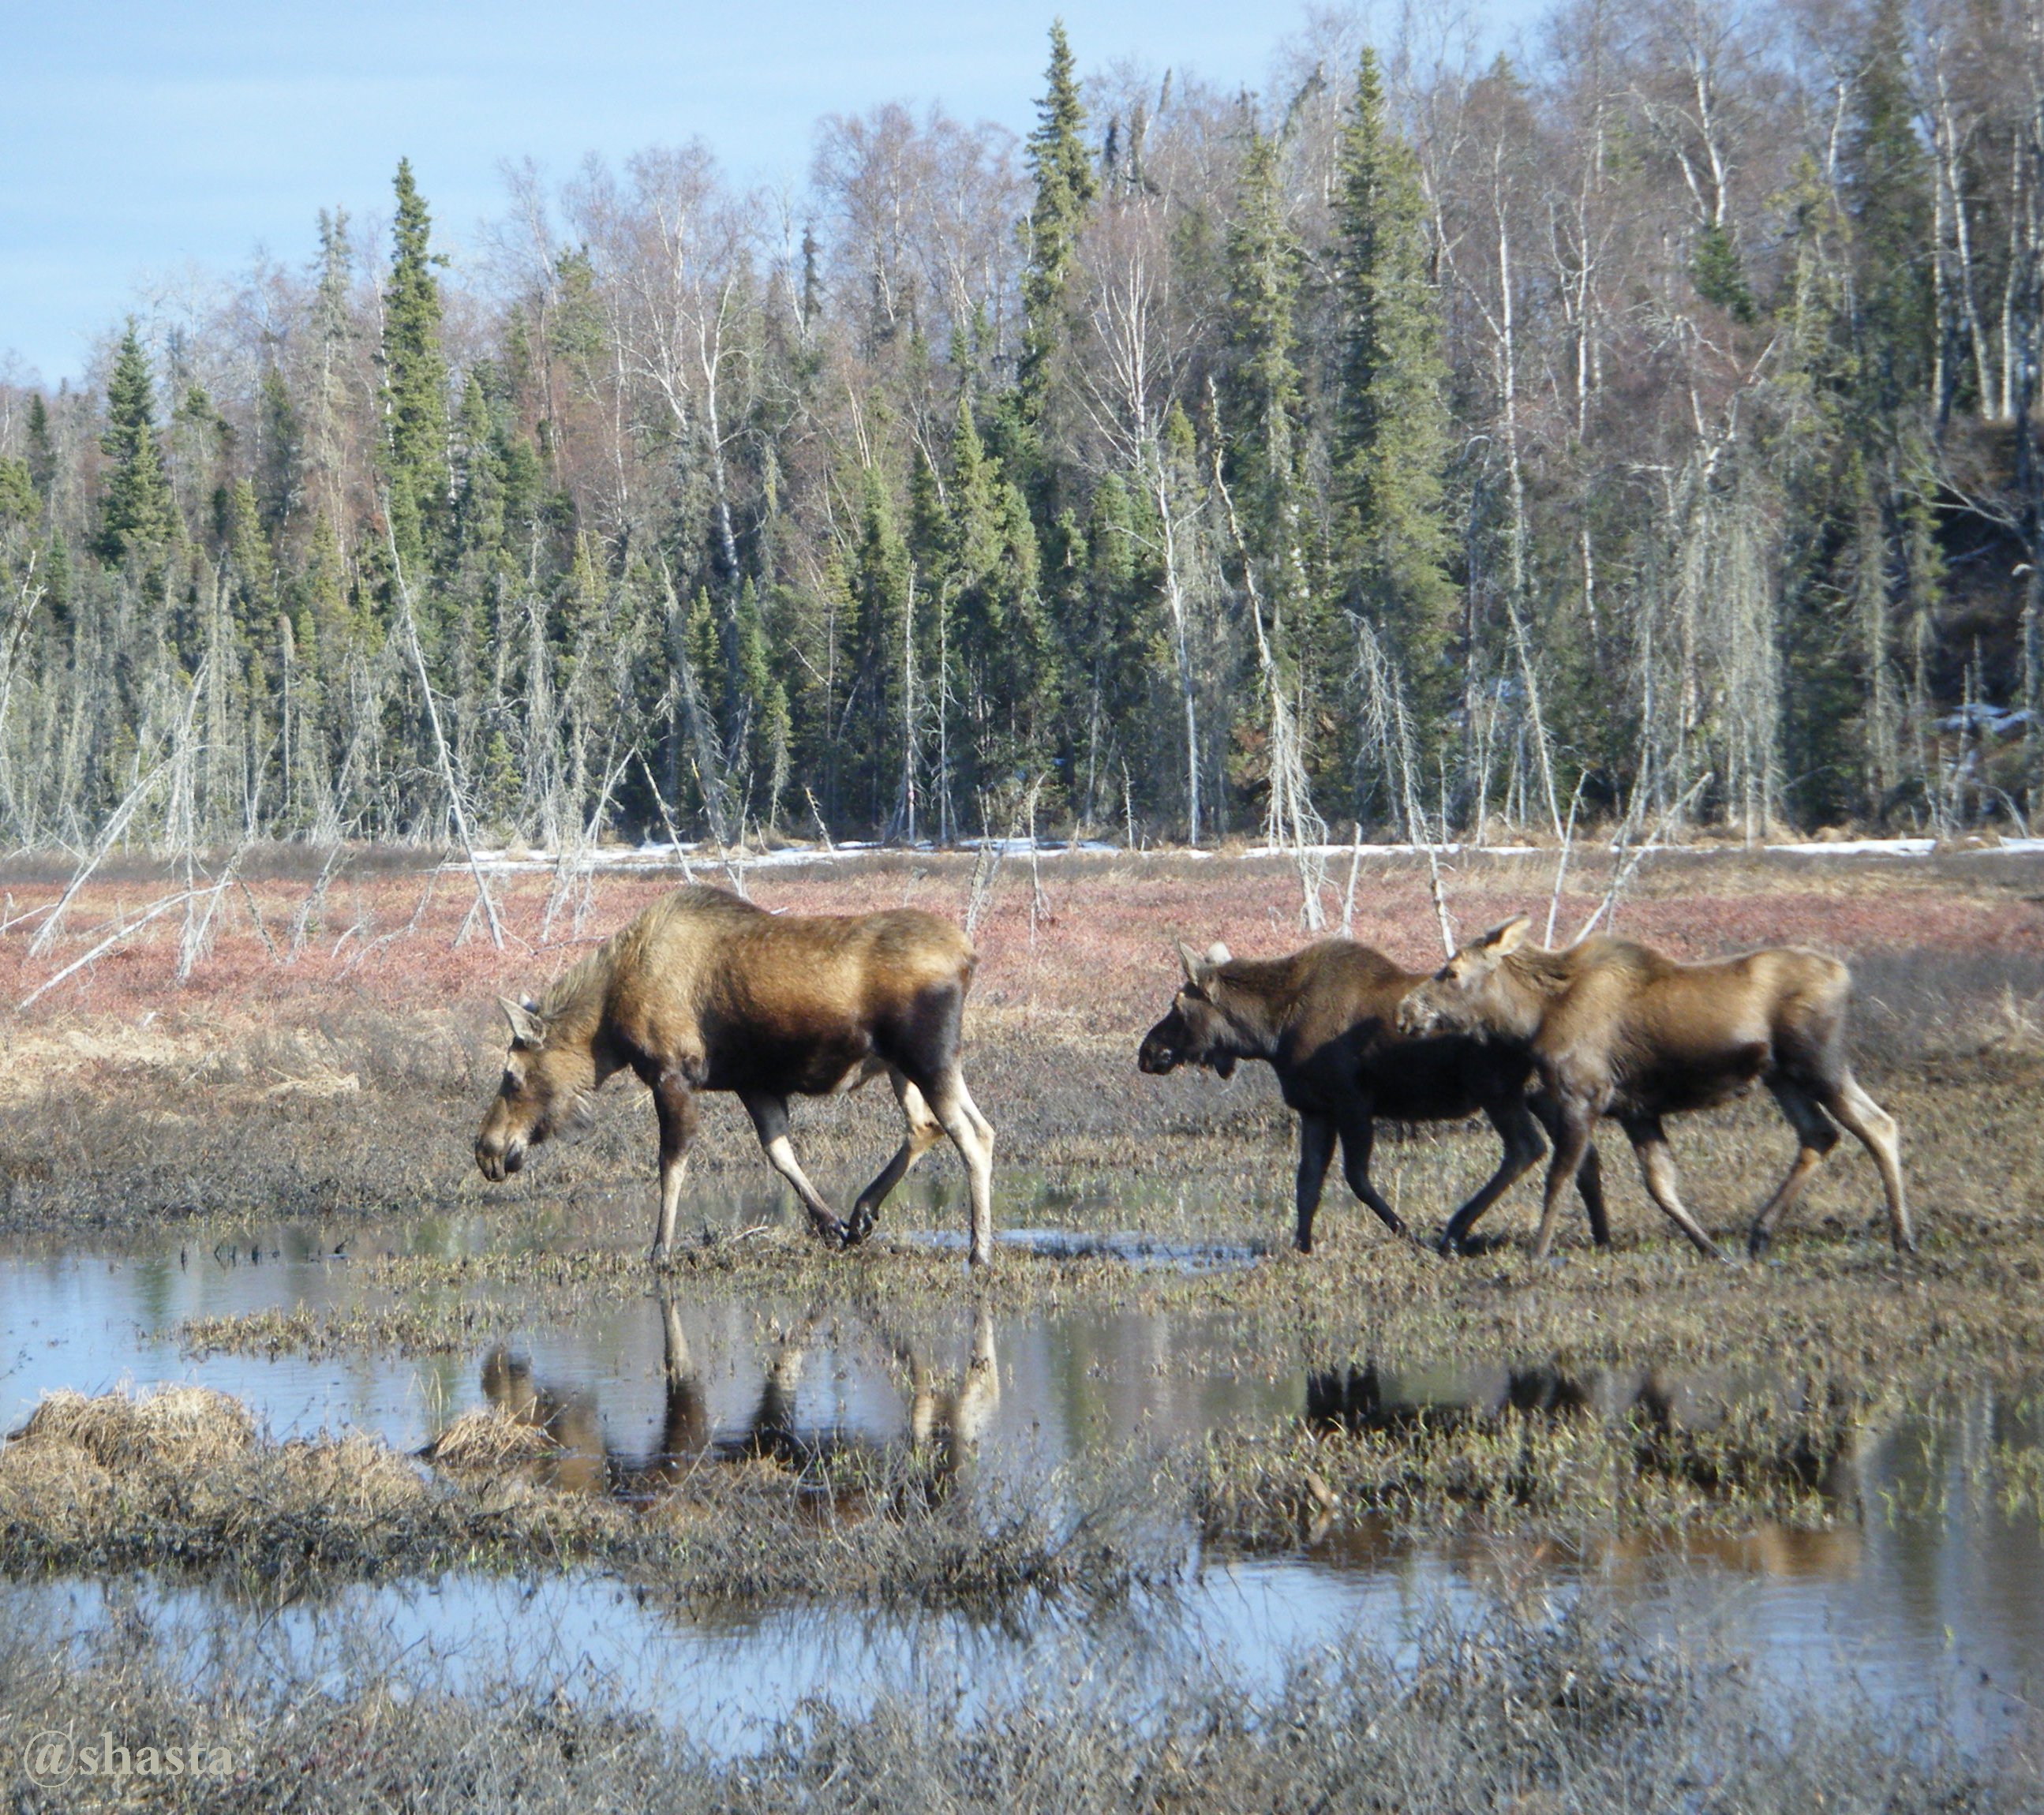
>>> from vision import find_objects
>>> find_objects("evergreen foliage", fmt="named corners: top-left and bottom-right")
top-left (380, 160), bottom-right (450, 578)
top-left (1329, 51), bottom-right (1456, 705)
top-left (0, 6), bottom-right (2033, 855)
top-left (93, 325), bottom-right (175, 567)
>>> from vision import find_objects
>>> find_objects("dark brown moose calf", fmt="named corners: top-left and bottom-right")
top-left (1137, 939), bottom-right (1608, 1254)
top-left (474, 884), bottom-right (997, 1264)
top-left (1396, 917), bottom-right (1911, 1263)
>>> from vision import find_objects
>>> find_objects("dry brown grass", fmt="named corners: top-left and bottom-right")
top-left (0, 1385), bottom-right (1153, 1608)
top-left (420, 1405), bottom-right (563, 1473)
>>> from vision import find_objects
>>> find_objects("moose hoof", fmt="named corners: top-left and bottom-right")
top-left (810, 1215), bottom-right (849, 1251)
top-left (842, 1214), bottom-right (875, 1248)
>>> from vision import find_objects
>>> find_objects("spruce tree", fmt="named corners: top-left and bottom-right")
top-left (847, 466), bottom-right (912, 828)
top-left (255, 361), bottom-right (300, 537)
top-left (380, 160), bottom-right (450, 576)
top-left (24, 395), bottom-right (55, 503)
top-left (0, 458), bottom-right (33, 530)
top-left (1222, 129), bottom-right (1307, 578)
top-left (1841, 0), bottom-right (1934, 416)
top-left (1329, 51), bottom-right (1456, 718)
top-left (94, 324), bottom-right (176, 567)
top-left (1016, 21), bottom-right (1096, 422)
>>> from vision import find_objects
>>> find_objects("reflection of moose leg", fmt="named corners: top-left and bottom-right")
top-left (743, 1323), bottom-right (810, 1464)
top-left (1437, 1096), bottom-right (1548, 1256)
top-left (1332, 1103), bottom-right (1409, 1240)
top-left (650, 1072), bottom-right (700, 1262)
top-left (952, 1305), bottom-right (1000, 1452)
top-left (741, 1091), bottom-right (848, 1247)
top-left (1293, 1113), bottom-right (1336, 1252)
top-left (1619, 1114), bottom-right (1729, 1260)
top-left (901, 1308), bottom-right (1000, 1498)
top-left (1746, 1079), bottom-right (1842, 1258)
top-left (657, 1297), bottom-right (710, 1460)
top-left (923, 1070), bottom-right (996, 1267)
top-left (1816, 1072), bottom-right (1913, 1256)
top-left (844, 1070), bottom-right (947, 1246)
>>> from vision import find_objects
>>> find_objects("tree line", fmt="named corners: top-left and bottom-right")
top-left (2, 0), bottom-right (2042, 859)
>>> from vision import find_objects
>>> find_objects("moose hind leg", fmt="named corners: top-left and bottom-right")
top-left (845, 1069), bottom-right (946, 1245)
top-left (1335, 1106), bottom-right (1409, 1240)
top-left (1746, 1078), bottom-right (1841, 1258)
top-left (742, 1092), bottom-right (848, 1248)
top-left (650, 1072), bottom-right (699, 1264)
top-left (1439, 1098), bottom-right (1544, 1256)
top-left (924, 1070), bottom-right (995, 1267)
top-left (1821, 1071), bottom-right (1914, 1254)
top-left (1293, 1113), bottom-right (1336, 1254)
top-left (1621, 1114), bottom-right (1728, 1261)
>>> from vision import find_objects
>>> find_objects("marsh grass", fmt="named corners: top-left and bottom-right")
top-left (1196, 1386), bottom-right (1865, 1550)
top-left (0, 1581), bottom-right (2029, 1812)
top-left (0, 1384), bottom-right (1167, 1611)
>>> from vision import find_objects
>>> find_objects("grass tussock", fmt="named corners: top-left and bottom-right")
top-left (420, 1405), bottom-right (563, 1472)
top-left (10, 1385), bottom-right (256, 1472)
top-left (0, 1386), bottom-right (1155, 1609)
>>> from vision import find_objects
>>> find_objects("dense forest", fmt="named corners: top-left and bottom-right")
top-left (2, 0), bottom-right (2042, 862)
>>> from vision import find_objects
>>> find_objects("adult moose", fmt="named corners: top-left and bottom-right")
top-left (1396, 917), bottom-right (1911, 1263)
top-left (1137, 940), bottom-right (1608, 1254)
top-left (474, 885), bottom-right (997, 1264)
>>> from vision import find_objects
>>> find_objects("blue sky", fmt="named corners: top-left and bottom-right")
top-left (3, 1), bottom-right (1541, 387)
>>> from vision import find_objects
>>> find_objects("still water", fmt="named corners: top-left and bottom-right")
top-left (2, 1203), bottom-right (2041, 1752)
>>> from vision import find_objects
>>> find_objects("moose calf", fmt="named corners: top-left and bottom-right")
top-left (1397, 917), bottom-right (1911, 1262)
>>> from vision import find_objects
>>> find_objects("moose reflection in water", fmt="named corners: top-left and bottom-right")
top-left (1303, 1360), bottom-right (1866, 1506)
top-left (471, 1300), bottom-right (999, 1503)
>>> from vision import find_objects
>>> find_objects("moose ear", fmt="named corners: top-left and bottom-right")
top-left (498, 996), bottom-right (545, 1048)
top-left (1473, 915), bottom-right (1531, 957)
top-left (1177, 941), bottom-right (1214, 991)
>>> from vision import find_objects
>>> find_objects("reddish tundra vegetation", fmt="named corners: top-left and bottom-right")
top-left (0, 844), bottom-right (2038, 1249)
top-left (0, 848), bottom-right (2038, 1043)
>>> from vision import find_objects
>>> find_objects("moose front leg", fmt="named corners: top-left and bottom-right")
top-left (1293, 1113), bottom-right (1335, 1253)
top-left (650, 1072), bottom-right (700, 1263)
top-left (1529, 1102), bottom-right (1595, 1263)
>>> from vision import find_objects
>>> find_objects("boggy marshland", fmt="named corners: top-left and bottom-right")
top-left (4, 844), bottom-right (2044, 1809)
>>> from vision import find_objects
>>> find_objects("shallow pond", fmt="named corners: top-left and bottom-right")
top-left (3, 1197), bottom-right (2042, 1754)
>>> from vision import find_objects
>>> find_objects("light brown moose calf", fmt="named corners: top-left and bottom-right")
top-left (1396, 917), bottom-right (1911, 1263)
top-left (474, 884), bottom-right (997, 1264)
